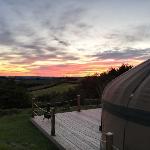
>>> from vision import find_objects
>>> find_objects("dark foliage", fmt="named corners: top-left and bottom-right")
top-left (78, 64), bottom-right (133, 101)
top-left (37, 92), bottom-right (61, 103)
top-left (36, 64), bottom-right (132, 107)
top-left (0, 79), bottom-right (31, 109)
top-left (37, 87), bottom-right (79, 106)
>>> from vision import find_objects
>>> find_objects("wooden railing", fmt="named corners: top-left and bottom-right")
top-left (31, 96), bottom-right (120, 149)
top-left (31, 95), bottom-right (101, 135)
top-left (32, 100), bottom-right (56, 136)
top-left (31, 95), bottom-right (111, 149)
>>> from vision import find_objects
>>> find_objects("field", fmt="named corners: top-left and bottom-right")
top-left (0, 109), bottom-right (58, 150)
top-left (31, 83), bottom-right (77, 97)
top-left (0, 78), bottom-right (78, 150)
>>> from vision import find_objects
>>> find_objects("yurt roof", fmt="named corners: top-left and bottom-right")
top-left (102, 59), bottom-right (150, 112)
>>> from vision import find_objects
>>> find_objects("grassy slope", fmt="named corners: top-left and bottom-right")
top-left (0, 109), bottom-right (58, 150)
top-left (31, 83), bottom-right (77, 97)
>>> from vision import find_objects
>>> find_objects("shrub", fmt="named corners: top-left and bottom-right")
top-left (0, 80), bottom-right (31, 109)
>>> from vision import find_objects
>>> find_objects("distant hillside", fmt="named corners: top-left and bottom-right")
top-left (31, 83), bottom-right (77, 97)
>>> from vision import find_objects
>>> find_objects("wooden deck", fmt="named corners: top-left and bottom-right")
top-left (31, 108), bottom-right (102, 150)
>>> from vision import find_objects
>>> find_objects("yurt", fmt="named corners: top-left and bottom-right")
top-left (101, 59), bottom-right (150, 150)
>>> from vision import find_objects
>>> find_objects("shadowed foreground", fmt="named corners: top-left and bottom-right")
top-left (0, 109), bottom-right (58, 150)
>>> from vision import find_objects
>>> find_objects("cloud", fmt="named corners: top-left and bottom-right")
top-left (30, 62), bottom-right (107, 77)
top-left (92, 48), bottom-right (150, 60)
top-left (53, 37), bottom-right (70, 47)
top-left (0, 0), bottom-right (149, 76)
top-left (0, 0), bottom-right (88, 67)
top-left (0, 30), bottom-right (15, 46)
top-left (106, 25), bottom-right (150, 44)
top-left (0, 45), bottom-right (80, 66)
top-left (0, 18), bottom-right (18, 46)
top-left (30, 59), bottom-right (142, 77)
top-left (58, 7), bottom-right (86, 26)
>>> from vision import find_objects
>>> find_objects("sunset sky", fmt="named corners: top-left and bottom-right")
top-left (0, 0), bottom-right (150, 77)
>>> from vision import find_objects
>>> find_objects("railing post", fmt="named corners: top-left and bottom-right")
top-left (77, 95), bottom-right (81, 112)
top-left (106, 132), bottom-right (113, 150)
top-left (51, 107), bottom-right (55, 136)
top-left (32, 97), bottom-right (35, 118)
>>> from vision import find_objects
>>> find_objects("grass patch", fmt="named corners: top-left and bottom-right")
top-left (0, 109), bottom-right (58, 150)
top-left (0, 109), bottom-right (21, 117)
top-left (31, 83), bottom-right (77, 97)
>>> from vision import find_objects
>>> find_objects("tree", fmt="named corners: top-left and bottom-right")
top-left (78, 64), bottom-right (133, 101)
top-left (0, 79), bottom-right (31, 109)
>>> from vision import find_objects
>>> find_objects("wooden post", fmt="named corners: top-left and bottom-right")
top-left (77, 95), bottom-right (81, 112)
top-left (106, 132), bottom-right (113, 150)
top-left (51, 107), bottom-right (55, 136)
top-left (32, 97), bottom-right (35, 118)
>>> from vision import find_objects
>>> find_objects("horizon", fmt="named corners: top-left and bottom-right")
top-left (0, 63), bottom-right (137, 78)
top-left (0, 0), bottom-right (150, 77)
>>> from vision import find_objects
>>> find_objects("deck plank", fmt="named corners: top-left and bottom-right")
top-left (31, 108), bottom-right (102, 150)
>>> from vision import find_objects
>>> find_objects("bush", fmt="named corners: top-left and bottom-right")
top-left (0, 80), bottom-right (31, 109)
top-left (78, 64), bottom-right (133, 100)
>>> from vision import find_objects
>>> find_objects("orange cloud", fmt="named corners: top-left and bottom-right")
top-left (0, 59), bottom-right (143, 77)
top-left (29, 59), bottom-right (143, 77)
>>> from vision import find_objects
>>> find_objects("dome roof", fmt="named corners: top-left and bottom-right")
top-left (101, 59), bottom-right (150, 150)
top-left (102, 59), bottom-right (150, 111)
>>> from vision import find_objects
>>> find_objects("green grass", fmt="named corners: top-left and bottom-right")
top-left (0, 109), bottom-right (58, 150)
top-left (31, 83), bottom-right (77, 97)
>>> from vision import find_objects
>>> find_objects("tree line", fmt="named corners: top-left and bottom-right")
top-left (0, 64), bottom-right (132, 109)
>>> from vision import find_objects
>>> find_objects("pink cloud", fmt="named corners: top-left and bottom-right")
top-left (29, 59), bottom-right (142, 77)
top-left (0, 59), bottom-right (143, 77)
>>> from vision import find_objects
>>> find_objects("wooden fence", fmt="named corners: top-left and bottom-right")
top-left (31, 95), bottom-right (119, 150)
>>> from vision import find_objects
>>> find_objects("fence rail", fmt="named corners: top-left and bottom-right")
top-left (32, 99), bottom-right (56, 136)
top-left (31, 95), bottom-right (119, 149)
top-left (32, 95), bottom-right (101, 116)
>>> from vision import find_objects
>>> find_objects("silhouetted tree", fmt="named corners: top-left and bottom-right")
top-left (78, 64), bottom-right (133, 102)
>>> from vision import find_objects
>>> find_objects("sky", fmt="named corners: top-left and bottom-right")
top-left (0, 0), bottom-right (150, 77)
